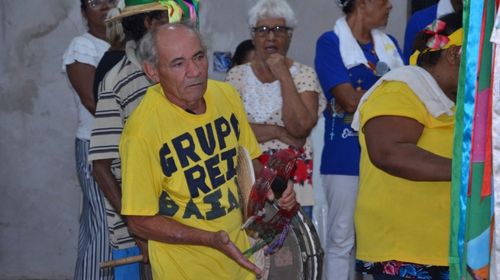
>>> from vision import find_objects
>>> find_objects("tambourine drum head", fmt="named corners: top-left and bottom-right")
top-left (251, 203), bottom-right (324, 280)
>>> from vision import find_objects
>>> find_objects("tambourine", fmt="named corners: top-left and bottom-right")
top-left (237, 147), bottom-right (301, 254)
top-left (236, 147), bottom-right (324, 280)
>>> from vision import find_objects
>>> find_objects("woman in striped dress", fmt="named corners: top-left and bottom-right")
top-left (62, 0), bottom-right (117, 278)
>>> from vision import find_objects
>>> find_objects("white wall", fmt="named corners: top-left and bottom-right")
top-left (0, 1), bottom-right (407, 279)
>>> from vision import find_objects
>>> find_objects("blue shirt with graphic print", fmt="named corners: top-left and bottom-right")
top-left (314, 30), bottom-right (402, 176)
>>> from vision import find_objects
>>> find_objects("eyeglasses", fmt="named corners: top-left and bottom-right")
top-left (88, 0), bottom-right (116, 9)
top-left (252, 26), bottom-right (292, 37)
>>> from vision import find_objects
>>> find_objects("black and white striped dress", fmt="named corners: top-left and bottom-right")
top-left (63, 32), bottom-right (113, 280)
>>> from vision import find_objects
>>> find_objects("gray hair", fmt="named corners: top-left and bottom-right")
top-left (248, 0), bottom-right (298, 28)
top-left (137, 23), bottom-right (205, 67)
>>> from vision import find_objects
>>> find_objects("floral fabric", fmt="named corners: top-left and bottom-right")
top-left (356, 260), bottom-right (449, 280)
top-left (226, 62), bottom-right (325, 206)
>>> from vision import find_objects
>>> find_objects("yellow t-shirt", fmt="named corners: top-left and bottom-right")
top-left (120, 80), bottom-right (261, 279)
top-left (356, 81), bottom-right (454, 266)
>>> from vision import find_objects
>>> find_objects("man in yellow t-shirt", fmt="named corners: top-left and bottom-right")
top-left (119, 23), bottom-right (297, 279)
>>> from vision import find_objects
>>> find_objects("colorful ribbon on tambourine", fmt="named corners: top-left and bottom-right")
top-left (242, 148), bottom-right (302, 257)
top-left (409, 19), bottom-right (464, 65)
top-left (158, 0), bottom-right (199, 26)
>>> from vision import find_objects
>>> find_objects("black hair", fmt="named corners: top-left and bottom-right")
top-left (342, 0), bottom-right (355, 14)
top-left (229, 40), bottom-right (255, 69)
top-left (122, 11), bottom-right (167, 42)
top-left (413, 12), bottom-right (462, 67)
top-left (80, 0), bottom-right (86, 11)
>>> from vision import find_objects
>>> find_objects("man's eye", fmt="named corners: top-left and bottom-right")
top-left (172, 62), bottom-right (184, 68)
top-left (194, 53), bottom-right (205, 61)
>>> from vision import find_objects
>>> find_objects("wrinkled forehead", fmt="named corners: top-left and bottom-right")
top-left (155, 27), bottom-right (204, 60)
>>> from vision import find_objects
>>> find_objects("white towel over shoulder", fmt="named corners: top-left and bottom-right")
top-left (351, 65), bottom-right (455, 131)
top-left (334, 16), bottom-right (404, 71)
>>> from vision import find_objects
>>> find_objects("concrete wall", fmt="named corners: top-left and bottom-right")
top-left (0, 1), bottom-right (407, 279)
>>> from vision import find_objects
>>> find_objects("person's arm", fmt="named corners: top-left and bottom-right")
top-left (315, 32), bottom-right (360, 115)
top-left (266, 54), bottom-right (318, 138)
top-left (330, 83), bottom-right (364, 114)
top-left (250, 123), bottom-right (306, 148)
top-left (92, 159), bottom-right (122, 211)
top-left (126, 215), bottom-right (262, 276)
top-left (363, 116), bottom-right (451, 181)
top-left (66, 62), bottom-right (97, 115)
top-left (92, 158), bottom-right (150, 262)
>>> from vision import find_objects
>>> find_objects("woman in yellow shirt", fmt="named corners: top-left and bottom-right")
top-left (352, 12), bottom-right (463, 280)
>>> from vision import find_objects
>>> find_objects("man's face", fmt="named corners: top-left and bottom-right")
top-left (154, 26), bottom-right (209, 109)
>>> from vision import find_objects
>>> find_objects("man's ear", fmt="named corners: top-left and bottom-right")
top-left (446, 45), bottom-right (461, 65)
top-left (143, 62), bottom-right (160, 82)
top-left (144, 16), bottom-right (153, 30)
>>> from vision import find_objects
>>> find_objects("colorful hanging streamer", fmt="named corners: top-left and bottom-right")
top-left (158, 0), bottom-right (199, 26)
top-left (449, 0), bottom-right (496, 279)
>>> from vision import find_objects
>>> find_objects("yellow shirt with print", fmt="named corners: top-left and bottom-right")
top-left (120, 80), bottom-right (261, 279)
top-left (356, 81), bottom-right (454, 266)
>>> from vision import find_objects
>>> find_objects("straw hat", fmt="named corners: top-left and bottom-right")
top-left (107, 0), bottom-right (168, 22)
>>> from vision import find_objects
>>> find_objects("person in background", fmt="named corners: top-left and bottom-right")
top-left (226, 0), bottom-right (325, 220)
top-left (229, 39), bottom-right (255, 70)
top-left (120, 23), bottom-right (297, 279)
top-left (89, 0), bottom-right (172, 278)
top-left (314, 0), bottom-right (403, 279)
top-left (93, 0), bottom-right (127, 102)
top-left (89, 0), bottom-right (199, 278)
top-left (403, 0), bottom-right (463, 64)
top-left (62, 0), bottom-right (116, 279)
top-left (353, 12), bottom-right (462, 280)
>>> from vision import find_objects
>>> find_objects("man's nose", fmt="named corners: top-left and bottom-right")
top-left (186, 61), bottom-right (201, 77)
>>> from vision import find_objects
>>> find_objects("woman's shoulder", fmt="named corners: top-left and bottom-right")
top-left (291, 62), bottom-right (318, 78)
top-left (317, 30), bottom-right (340, 45)
top-left (67, 33), bottom-right (98, 48)
top-left (64, 33), bottom-right (106, 57)
top-left (293, 61), bottom-right (315, 72)
top-left (225, 63), bottom-right (253, 87)
top-left (227, 63), bottom-right (251, 77)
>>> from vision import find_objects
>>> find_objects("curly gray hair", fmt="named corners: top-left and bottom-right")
top-left (248, 0), bottom-right (297, 28)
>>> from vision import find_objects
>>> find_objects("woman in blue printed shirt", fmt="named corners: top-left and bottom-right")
top-left (314, 0), bottom-right (403, 279)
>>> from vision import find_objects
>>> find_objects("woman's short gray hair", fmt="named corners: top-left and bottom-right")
top-left (137, 23), bottom-right (205, 67)
top-left (248, 0), bottom-right (298, 28)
